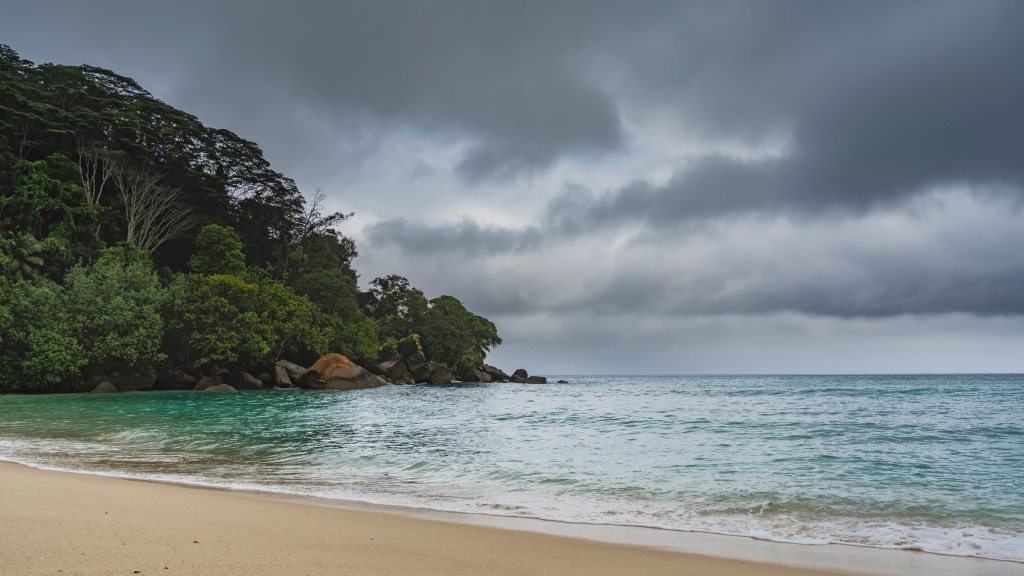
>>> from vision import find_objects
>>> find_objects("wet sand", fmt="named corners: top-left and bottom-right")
top-left (0, 461), bottom-right (1017, 576)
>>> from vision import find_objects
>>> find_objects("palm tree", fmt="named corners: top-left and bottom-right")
top-left (2, 231), bottom-right (45, 280)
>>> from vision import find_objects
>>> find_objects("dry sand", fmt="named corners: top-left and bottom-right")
top-left (0, 461), bottom-right (863, 576)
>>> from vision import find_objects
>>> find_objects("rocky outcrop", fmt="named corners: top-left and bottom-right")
top-left (271, 366), bottom-right (293, 388)
top-left (297, 354), bottom-right (389, 390)
top-left (194, 375), bottom-right (223, 391)
top-left (275, 359), bottom-right (306, 383)
top-left (460, 366), bottom-right (492, 383)
top-left (88, 366), bottom-right (157, 392)
top-left (234, 372), bottom-right (263, 390)
top-left (90, 381), bottom-right (118, 394)
top-left (385, 360), bottom-right (410, 382)
top-left (428, 362), bottom-right (452, 384)
top-left (154, 369), bottom-right (197, 391)
top-left (405, 353), bottom-right (432, 383)
top-left (203, 383), bottom-right (238, 393)
top-left (481, 364), bottom-right (509, 382)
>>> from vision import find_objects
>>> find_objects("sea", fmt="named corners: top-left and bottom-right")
top-left (1, 374), bottom-right (1022, 563)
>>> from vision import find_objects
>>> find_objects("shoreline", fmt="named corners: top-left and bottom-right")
top-left (2, 461), bottom-right (1022, 575)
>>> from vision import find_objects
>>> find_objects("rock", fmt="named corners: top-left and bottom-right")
top-left (361, 361), bottom-right (385, 376)
top-left (524, 376), bottom-right (547, 384)
top-left (194, 375), bottom-right (223, 391)
top-left (557, 379), bottom-right (569, 384)
top-left (397, 373), bottom-right (416, 385)
top-left (428, 362), bottom-right (452, 384)
top-left (481, 364), bottom-right (509, 382)
top-left (386, 361), bottom-right (410, 382)
top-left (512, 368), bottom-right (528, 379)
top-left (257, 372), bottom-right (272, 384)
top-left (235, 372), bottom-right (262, 390)
top-left (214, 368), bottom-right (231, 378)
top-left (460, 366), bottom-right (492, 383)
top-left (405, 353), bottom-right (432, 383)
top-left (298, 354), bottom-right (389, 390)
top-left (396, 337), bottom-right (420, 358)
top-left (154, 370), bottom-right (197, 391)
top-left (203, 384), bottom-right (238, 393)
top-left (90, 381), bottom-right (118, 394)
top-left (271, 366), bottom-right (293, 388)
top-left (90, 366), bottom-right (157, 392)
top-left (275, 359), bottom-right (307, 382)
top-left (296, 369), bottom-right (325, 389)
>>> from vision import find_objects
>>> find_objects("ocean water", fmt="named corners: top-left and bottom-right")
top-left (1, 375), bottom-right (1022, 562)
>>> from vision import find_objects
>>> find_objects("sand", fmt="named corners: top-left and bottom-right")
top-left (0, 462), bottom-right (852, 576)
top-left (0, 461), bottom-right (1015, 576)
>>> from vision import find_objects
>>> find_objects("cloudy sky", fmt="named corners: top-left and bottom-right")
top-left (5, 1), bottom-right (1024, 373)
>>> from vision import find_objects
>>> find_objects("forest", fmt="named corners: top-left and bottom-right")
top-left (0, 44), bottom-right (500, 392)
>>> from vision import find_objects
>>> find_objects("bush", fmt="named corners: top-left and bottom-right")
top-left (63, 244), bottom-right (168, 373)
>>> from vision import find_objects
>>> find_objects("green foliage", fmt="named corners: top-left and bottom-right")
top-left (190, 224), bottom-right (245, 276)
top-left (0, 278), bottom-right (86, 392)
top-left (63, 245), bottom-right (168, 372)
top-left (0, 43), bottom-right (505, 390)
top-left (170, 273), bottom-right (325, 370)
top-left (1, 230), bottom-right (44, 280)
top-left (418, 295), bottom-right (502, 369)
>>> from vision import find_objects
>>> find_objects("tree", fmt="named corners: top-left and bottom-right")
top-left (169, 272), bottom-right (326, 370)
top-left (108, 158), bottom-right (194, 252)
top-left (1, 230), bottom-right (44, 279)
top-left (418, 295), bottom-right (502, 369)
top-left (0, 277), bottom-right (86, 392)
top-left (190, 224), bottom-right (245, 276)
top-left (63, 244), bottom-right (168, 372)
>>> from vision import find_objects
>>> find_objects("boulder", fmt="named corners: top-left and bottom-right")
top-left (524, 376), bottom-right (547, 384)
top-left (271, 366), bottom-right (293, 388)
top-left (90, 381), bottom-right (118, 394)
top-left (299, 354), bottom-right (390, 390)
top-left (396, 337), bottom-right (420, 358)
top-left (405, 353), bottom-right (432, 383)
top-left (195, 375), bottom-right (223, 391)
top-left (275, 359), bottom-right (307, 382)
top-left (376, 360), bottom-right (400, 375)
top-left (397, 373), bottom-right (416, 385)
top-left (428, 362), bottom-right (452, 384)
top-left (89, 366), bottom-right (157, 392)
top-left (154, 370), bottom-right (197, 391)
top-left (235, 372), bottom-right (262, 390)
top-left (512, 368), bottom-right (528, 379)
top-left (481, 364), bottom-right (509, 382)
top-left (203, 384), bottom-right (238, 393)
top-left (386, 361), bottom-right (410, 382)
top-left (460, 366), bottom-right (492, 383)
top-left (557, 379), bottom-right (569, 384)
top-left (257, 372), bottom-right (272, 384)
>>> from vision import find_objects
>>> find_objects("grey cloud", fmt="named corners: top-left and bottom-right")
top-left (362, 192), bottom-right (1024, 319)
top-left (364, 217), bottom-right (542, 257)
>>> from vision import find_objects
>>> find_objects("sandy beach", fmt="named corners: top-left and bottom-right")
top-left (0, 461), bottom-right (860, 576)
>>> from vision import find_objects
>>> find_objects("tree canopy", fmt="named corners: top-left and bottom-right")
top-left (0, 44), bottom-right (499, 392)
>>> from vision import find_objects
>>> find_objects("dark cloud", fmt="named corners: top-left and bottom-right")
top-left (7, 1), bottom-right (1024, 371)
top-left (363, 192), bottom-right (1024, 318)
top-left (364, 218), bottom-right (541, 257)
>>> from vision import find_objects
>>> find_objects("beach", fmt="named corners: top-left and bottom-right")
top-left (0, 461), bottom-right (859, 576)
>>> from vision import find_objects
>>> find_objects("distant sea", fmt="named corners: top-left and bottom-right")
top-left (1, 375), bottom-right (1022, 562)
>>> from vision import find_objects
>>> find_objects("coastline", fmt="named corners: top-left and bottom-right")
top-left (2, 461), bottom-right (1021, 576)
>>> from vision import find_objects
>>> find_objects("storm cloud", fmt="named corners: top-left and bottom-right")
top-left (5, 0), bottom-right (1024, 371)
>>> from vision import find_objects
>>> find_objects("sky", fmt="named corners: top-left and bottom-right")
top-left (3, 0), bottom-right (1024, 373)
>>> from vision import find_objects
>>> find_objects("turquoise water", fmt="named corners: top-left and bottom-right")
top-left (1, 375), bottom-right (1022, 561)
